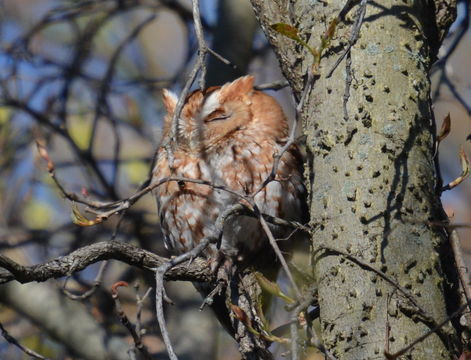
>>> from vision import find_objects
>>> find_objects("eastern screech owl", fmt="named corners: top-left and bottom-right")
top-left (152, 75), bottom-right (305, 268)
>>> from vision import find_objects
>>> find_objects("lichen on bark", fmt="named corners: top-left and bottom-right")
top-left (251, 0), bottom-right (460, 358)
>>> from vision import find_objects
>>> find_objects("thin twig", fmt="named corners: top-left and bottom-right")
top-left (317, 246), bottom-right (441, 330)
top-left (449, 229), bottom-right (471, 327)
top-left (89, 13), bottom-right (157, 189)
top-left (192, 0), bottom-right (207, 90)
top-left (64, 173), bottom-right (309, 233)
top-left (290, 318), bottom-right (299, 360)
top-left (154, 204), bottom-right (245, 360)
top-left (0, 321), bottom-right (50, 360)
top-left (155, 239), bottom-right (212, 360)
top-left (3, 100), bottom-right (118, 198)
top-left (165, 55), bottom-right (204, 163)
top-left (244, 68), bottom-right (314, 303)
top-left (327, 0), bottom-right (368, 78)
top-left (135, 283), bottom-right (153, 339)
top-left (111, 281), bottom-right (152, 360)
top-left (258, 211), bottom-right (301, 299)
top-left (164, 0), bottom-right (207, 164)
top-left (207, 47), bottom-right (236, 68)
top-left (384, 299), bottom-right (471, 359)
top-left (251, 66), bottom-right (313, 201)
top-left (254, 80), bottom-right (290, 91)
top-left (61, 260), bottom-right (109, 300)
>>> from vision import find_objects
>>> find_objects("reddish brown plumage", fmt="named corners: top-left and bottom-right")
top-left (152, 76), bottom-right (306, 263)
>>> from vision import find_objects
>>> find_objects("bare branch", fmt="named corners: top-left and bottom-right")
top-left (111, 281), bottom-right (152, 360)
top-left (61, 261), bottom-right (109, 300)
top-left (326, 0), bottom-right (368, 78)
top-left (0, 241), bottom-right (212, 285)
top-left (154, 203), bottom-right (245, 360)
top-left (385, 299), bottom-right (471, 359)
top-left (449, 229), bottom-right (471, 327)
top-left (192, 0), bottom-right (207, 90)
top-left (258, 210), bottom-right (301, 298)
top-left (0, 321), bottom-right (50, 360)
top-left (317, 246), bottom-right (447, 336)
top-left (254, 79), bottom-right (290, 91)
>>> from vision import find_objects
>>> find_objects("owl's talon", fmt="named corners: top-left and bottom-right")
top-left (209, 251), bottom-right (225, 274)
top-left (200, 255), bottom-right (234, 311)
top-left (223, 257), bottom-right (235, 278)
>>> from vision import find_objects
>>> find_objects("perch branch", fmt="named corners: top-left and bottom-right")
top-left (0, 240), bottom-right (212, 285)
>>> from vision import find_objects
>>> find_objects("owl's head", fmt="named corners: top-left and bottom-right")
top-left (161, 76), bottom-right (282, 152)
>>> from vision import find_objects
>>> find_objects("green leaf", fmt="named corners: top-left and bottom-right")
top-left (254, 272), bottom-right (296, 304)
top-left (270, 23), bottom-right (301, 41)
top-left (71, 203), bottom-right (101, 226)
top-left (270, 23), bottom-right (318, 58)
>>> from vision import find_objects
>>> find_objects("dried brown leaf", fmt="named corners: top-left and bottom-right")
top-left (442, 146), bottom-right (470, 191)
top-left (437, 113), bottom-right (451, 142)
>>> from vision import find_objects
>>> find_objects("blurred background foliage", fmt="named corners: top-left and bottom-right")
top-left (0, 0), bottom-right (469, 359)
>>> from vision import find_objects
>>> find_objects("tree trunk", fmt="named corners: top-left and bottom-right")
top-left (251, 0), bottom-right (460, 358)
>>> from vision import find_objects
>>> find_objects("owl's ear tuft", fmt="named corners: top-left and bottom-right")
top-left (219, 75), bottom-right (255, 100)
top-left (162, 89), bottom-right (178, 114)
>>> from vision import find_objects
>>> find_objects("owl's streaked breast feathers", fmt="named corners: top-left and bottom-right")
top-left (152, 75), bottom-right (306, 262)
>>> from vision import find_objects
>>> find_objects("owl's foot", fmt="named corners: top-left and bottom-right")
top-left (200, 256), bottom-right (230, 310)
top-left (209, 250), bottom-right (236, 277)
top-left (201, 252), bottom-right (236, 309)
top-left (223, 256), bottom-right (236, 278)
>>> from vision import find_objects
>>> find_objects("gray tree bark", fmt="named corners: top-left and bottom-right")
top-left (251, 0), bottom-right (460, 358)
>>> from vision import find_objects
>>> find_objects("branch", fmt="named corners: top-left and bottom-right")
top-left (258, 210), bottom-right (301, 298)
top-left (327, 0), bottom-right (368, 78)
top-left (111, 281), bottom-right (152, 360)
top-left (385, 298), bottom-right (471, 359)
top-left (254, 80), bottom-right (289, 91)
top-left (0, 321), bottom-right (50, 360)
top-left (192, 0), bottom-right (208, 90)
top-left (317, 246), bottom-right (445, 333)
top-left (61, 260), bottom-right (109, 300)
top-left (449, 229), bottom-right (471, 327)
top-left (154, 203), bottom-right (245, 360)
top-left (0, 240), bottom-right (212, 285)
